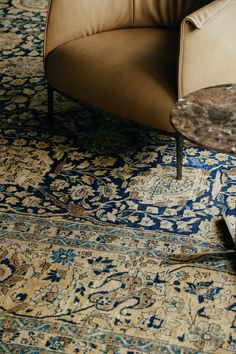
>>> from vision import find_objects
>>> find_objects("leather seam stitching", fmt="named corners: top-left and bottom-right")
top-left (199, 0), bottom-right (234, 28)
top-left (186, 0), bottom-right (234, 29)
top-left (132, 0), bottom-right (135, 26)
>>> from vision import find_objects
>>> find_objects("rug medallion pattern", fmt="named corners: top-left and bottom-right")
top-left (0, 1), bottom-right (235, 353)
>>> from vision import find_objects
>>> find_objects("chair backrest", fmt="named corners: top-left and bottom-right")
top-left (134, 0), bottom-right (213, 29)
top-left (45, 0), bottom-right (213, 59)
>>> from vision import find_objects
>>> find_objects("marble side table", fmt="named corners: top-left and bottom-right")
top-left (170, 84), bottom-right (236, 260)
top-left (170, 84), bottom-right (236, 156)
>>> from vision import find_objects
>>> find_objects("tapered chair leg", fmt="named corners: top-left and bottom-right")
top-left (176, 134), bottom-right (183, 180)
top-left (48, 85), bottom-right (54, 125)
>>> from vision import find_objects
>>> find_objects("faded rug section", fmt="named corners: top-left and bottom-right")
top-left (0, 0), bottom-right (236, 353)
top-left (1, 235), bottom-right (236, 353)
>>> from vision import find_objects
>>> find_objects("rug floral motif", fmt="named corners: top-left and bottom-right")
top-left (0, 1), bottom-right (236, 353)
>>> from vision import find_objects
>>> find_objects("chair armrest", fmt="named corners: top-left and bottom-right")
top-left (44, 0), bottom-right (131, 62)
top-left (178, 0), bottom-right (236, 97)
top-left (185, 0), bottom-right (234, 29)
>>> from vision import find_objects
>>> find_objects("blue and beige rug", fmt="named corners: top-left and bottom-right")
top-left (0, 1), bottom-right (236, 353)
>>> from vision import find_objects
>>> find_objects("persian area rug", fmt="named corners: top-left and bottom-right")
top-left (0, 1), bottom-right (236, 353)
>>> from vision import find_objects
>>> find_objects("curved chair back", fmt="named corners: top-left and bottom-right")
top-left (133, 0), bottom-right (212, 29)
top-left (44, 0), bottom-right (212, 59)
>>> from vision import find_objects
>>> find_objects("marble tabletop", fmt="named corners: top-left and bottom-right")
top-left (170, 84), bottom-right (236, 155)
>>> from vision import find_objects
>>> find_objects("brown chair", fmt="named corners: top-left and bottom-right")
top-left (44, 0), bottom-right (236, 179)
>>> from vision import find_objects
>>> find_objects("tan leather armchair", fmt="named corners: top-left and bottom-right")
top-left (44, 0), bottom-right (236, 179)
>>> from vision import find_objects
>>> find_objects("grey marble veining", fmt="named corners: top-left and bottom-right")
top-left (170, 84), bottom-right (236, 155)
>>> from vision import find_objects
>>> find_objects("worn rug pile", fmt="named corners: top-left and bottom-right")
top-left (0, 1), bottom-right (236, 353)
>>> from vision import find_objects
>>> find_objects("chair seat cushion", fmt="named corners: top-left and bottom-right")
top-left (46, 28), bottom-right (178, 132)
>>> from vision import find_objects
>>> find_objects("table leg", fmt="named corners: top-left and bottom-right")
top-left (176, 134), bottom-right (183, 180)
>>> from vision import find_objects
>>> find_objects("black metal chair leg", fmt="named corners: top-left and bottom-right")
top-left (48, 85), bottom-right (54, 125)
top-left (176, 134), bottom-right (183, 180)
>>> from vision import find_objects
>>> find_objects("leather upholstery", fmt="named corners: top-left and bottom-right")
top-left (47, 28), bottom-right (178, 132)
top-left (44, 0), bottom-right (236, 133)
top-left (179, 0), bottom-right (236, 97)
top-left (44, 0), bottom-right (131, 59)
top-left (133, 0), bottom-right (211, 29)
top-left (44, 0), bottom-right (211, 58)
